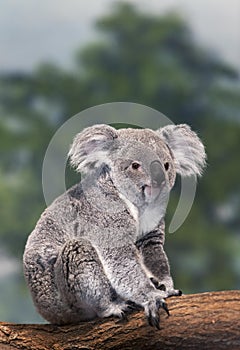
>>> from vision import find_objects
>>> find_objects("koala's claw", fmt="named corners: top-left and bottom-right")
top-left (120, 311), bottom-right (128, 321)
top-left (145, 297), bottom-right (169, 330)
top-left (150, 277), bottom-right (166, 291)
top-left (161, 301), bottom-right (170, 316)
top-left (167, 289), bottom-right (182, 298)
top-left (150, 277), bottom-right (182, 298)
top-left (148, 309), bottom-right (160, 330)
top-left (126, 300), bottom-right (143, 312)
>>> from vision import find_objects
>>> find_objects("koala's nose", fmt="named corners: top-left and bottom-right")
top-left (150, 160), bottom-right (165, 188)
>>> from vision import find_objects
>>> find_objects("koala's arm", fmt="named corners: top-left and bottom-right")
top-left (98, 235), bottom-right (163, 302)
top-left (136, 220), bottom-right (181, 297)
top-left (94, 229), bottom-right (170, 328)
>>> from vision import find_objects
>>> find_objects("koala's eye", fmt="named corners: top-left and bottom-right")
top-left (131, 162), bottom-right (141, 170)
top-left (164, 162), bottom-right (169, 171)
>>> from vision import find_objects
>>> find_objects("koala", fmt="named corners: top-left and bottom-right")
top-left (23, 123), bottom-right (206, 329)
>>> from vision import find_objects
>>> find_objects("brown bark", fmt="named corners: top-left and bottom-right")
top-left (0, 291), bottom-right (239, 350)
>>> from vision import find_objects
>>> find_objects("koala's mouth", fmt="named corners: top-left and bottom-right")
top-left (142, 184), bottom-right (161, 202)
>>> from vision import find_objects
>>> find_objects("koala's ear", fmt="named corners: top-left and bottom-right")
top-left (68, 124), bottom-right (118, 173)
top-left (157, 124), bottom-right (206, 177)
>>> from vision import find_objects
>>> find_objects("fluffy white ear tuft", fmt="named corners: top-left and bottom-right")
top-left (68, 124), bottom-right (118, 173)
top-left (157, 124), bottom-right (206, 177)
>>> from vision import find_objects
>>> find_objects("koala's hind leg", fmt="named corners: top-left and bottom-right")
top-left (55, 239), bottom-right (129, 324)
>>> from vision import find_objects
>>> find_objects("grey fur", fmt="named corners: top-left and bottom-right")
top-left (23, 123), bottom-right (206, 329)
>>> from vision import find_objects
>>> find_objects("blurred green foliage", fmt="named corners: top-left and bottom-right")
top-left (0, 3), bottom-right (239, 322)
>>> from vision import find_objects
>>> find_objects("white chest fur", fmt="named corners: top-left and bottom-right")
top-left (118, 193), bottom-right (165, 238)
top-left (139, 204), bottom-right (165, 234)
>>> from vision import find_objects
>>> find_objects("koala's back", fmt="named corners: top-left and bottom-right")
top-left (24, 179), bottom-right (134, 271)
top-left (22, 183), bottom-right (96, 322)
top-left (24, 184), bottom-right (80, 251)
top-left (23, 178), bottom-right (137, 323)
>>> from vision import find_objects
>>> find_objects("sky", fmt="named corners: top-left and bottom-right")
top-left (0, 0), bottom-right (240, 73)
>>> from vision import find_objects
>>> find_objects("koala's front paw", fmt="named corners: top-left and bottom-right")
top-left (144, 292), bottom-right (169, 330)
top-left (150, 277), bottom-right (182, 298)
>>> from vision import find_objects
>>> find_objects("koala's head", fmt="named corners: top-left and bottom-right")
top-left (68, 124), bottom-right (206, 208)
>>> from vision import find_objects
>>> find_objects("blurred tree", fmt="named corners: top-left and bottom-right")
top-left (0, 2), bottom-right (240, 312)
top-left (76, 3), bottom-right (238, 121)
top-left (0, 74), bottom-right (55, 255)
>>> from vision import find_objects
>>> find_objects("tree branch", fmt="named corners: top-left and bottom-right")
top-left (0, 291), bottom-right (239, 350)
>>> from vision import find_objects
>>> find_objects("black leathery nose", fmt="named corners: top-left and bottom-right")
top-left (150, 160), bottom-right (165, 187)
